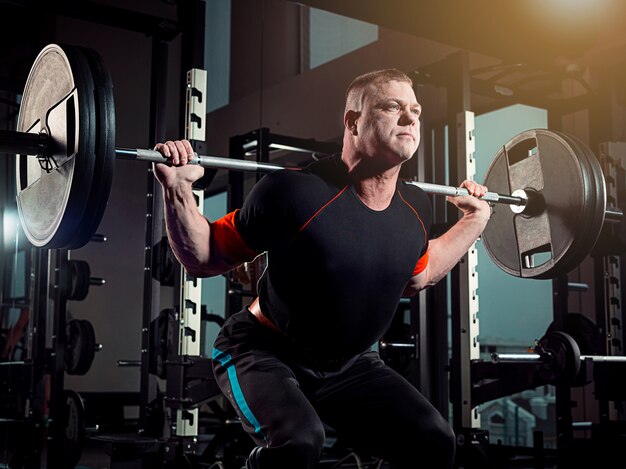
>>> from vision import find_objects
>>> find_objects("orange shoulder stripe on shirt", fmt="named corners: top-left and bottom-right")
top-left (210, 210), bottom-right (259, 265)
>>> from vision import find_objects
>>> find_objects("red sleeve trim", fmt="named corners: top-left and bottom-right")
top-left (413, 250), bottom-right (429, 276)
top-left (210, 210), bottom-right (259, 265)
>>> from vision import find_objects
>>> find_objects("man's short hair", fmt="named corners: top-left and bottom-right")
top-left (345, 68), bottom-right (413, 112)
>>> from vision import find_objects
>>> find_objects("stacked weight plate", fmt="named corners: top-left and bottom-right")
top-left (482, 129), bottom-right (607, 279)
top-left (15, 43), bottom-right (115, 250)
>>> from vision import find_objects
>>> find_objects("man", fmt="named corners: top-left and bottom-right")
top-left (153, 69), bottom-right (490, 468)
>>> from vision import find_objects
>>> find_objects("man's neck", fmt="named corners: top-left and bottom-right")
top-left (341, 151), bottom-right (400, 211)
top-left (353, 173), bottom-right (399, 210)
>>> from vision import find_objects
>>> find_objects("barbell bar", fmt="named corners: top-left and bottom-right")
top-left (25, 143), bottom-right (626, 221)
top-left (46, 145), bottom-right (626, 221)
top-left (126, 148), bottom-right (527, 206)
top-left (2, 43), bottom-right (624, 280)
top-left (120, 148), bottom-right (533, 206)
top-left (5, 127), bottom-right (623, 218)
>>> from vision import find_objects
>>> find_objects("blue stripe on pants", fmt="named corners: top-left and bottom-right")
top-left (212, 347), bottom-right (267, 442)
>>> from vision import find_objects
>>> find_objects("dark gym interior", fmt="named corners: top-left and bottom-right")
top-left (2, 1), bottom-right (626, 468)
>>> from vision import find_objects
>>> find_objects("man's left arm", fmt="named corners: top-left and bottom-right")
top-left (403, 180), bottom-right (490, 296)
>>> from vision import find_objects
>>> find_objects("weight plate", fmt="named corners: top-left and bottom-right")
top-left (62, 389), bottom-right (86, 469)
top-left (65, 318), bottom-right (96, 375)
top-left (482, 129), bottom-right (607, 279)
top-left (537, 330), bottom-right (581, 386)
top-left (152, 236), bottom-right (176, 286)
top-left (560, 132), bottom-right (607, 268)
top-left (69, 46), bottom-right (115, 249)
top-left (15, 44), bottom-right (96, 249)
top-left (67, 259), bottom-right (91, 301)
top-left (545, 313), bottom-right (603, 356)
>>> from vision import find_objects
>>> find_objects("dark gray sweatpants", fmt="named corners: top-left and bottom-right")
top-left (212, 308), bottom-right (456, 469)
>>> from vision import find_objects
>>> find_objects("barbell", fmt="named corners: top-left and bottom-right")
top-left (0, 43), bottom-right (622, 279)
top-left (491, 329), bottom-right (626, 386)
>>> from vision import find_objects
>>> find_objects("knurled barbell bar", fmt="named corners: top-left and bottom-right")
top-left (0, 43), bottom-right (622, 279)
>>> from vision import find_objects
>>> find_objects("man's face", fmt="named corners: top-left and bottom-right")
top-left (354, 80), bottom-right (421, 166)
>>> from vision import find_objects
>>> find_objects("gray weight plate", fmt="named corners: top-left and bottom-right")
top-left (15, 43), bottom-right (96, 249)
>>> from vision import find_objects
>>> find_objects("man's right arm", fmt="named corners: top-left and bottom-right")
top-left (153, 139), bottom-right (236, 278)
top-left (403, 180), bottom-right (490, 296)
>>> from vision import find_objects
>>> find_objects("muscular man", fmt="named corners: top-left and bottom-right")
top-left (154, 69), bottom-right (490, 468)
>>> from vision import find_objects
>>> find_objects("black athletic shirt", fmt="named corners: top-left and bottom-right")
top-left (211, 155), bottom-right (432, 362)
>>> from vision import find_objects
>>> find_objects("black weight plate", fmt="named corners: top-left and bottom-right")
top-left (61, 45), bottom-right (100, 250)
top-left (15, 43), bottom-right (96, 249)
top-left (545, 313), bottom-right (603, 356)
top-left (67, 46), bottom-right (115, 249)
top-left (152, 236), bottom-right (176, 286)
top-left (76, 319), bottom-right (96, 375)
top-left (558, 133), bottom-right (607, 271)
top-left (537, 330), bottom-right (581, 386)
top-left (61, 389), bottom-right (86, 469)
top-left (68, 259), bottom-right (91, 301)
top-left (65, 318), bottom-right (96, 375)
top-left (65, 319), bottom-right (81, 374)
top-left (482, 129), bottom-right (603, 279)
top-left (531, 131), bottom-right (603, 278)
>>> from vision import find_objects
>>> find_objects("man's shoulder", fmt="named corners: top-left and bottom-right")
top-left (257, 154), bottom-right (346, 190)
top-left (399, 180), bottom-right (429, 200)
top-left (398, 180), bottom-right (433, 216)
